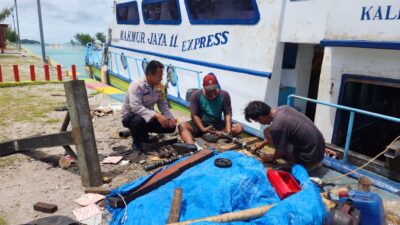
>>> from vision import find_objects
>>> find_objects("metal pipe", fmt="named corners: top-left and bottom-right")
top-left (287, 95), bottom-right (400, 123)
top-left (37, 0), bottom-right (47, 64)
top-left (344, 112), bottom-right (355, 162)
top-left (14, 0), bottom-right (21, 51)
top-left (118, 130), bottom-right (131, 138)
top-left (322, 156), bottom-right (400, 194)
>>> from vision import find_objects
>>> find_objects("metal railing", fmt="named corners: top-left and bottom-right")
top-left (287, 94), bottom-right (400, 162)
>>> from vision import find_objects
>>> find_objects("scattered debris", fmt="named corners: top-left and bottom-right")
top-left (33, 202), bottom-right (58, 213)
top-left (92, 106), bottom-right (113, 117)
top-left (102, 156), bottom-right (123, 164)
top-left (58, 155), bottom-right (75, 169)
top-left (72, 204), bottom-right (102, 222)
top-left (74, 193), bottom-right (105, 207)
top-left (119, 160), bottom-right (130, 166)
top-left (102, 176), bottom-right (112, 183)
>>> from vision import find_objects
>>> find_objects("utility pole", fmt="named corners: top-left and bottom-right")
top-left (14, 0), bottom-right (21, 51)
top-left (37, 0), bottom-right (46, 64)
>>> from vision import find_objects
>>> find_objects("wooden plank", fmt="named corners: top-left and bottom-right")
top-left (219, 137), bottom-right (259, 151)
top-left (64, 80), bottom-right (102, 187)
top-left (0, 132), bottom-right (73, 156)
top-left (167, 188), bottom-right (183, 223)
top-left (109, 149), bottom-right (214, 208)
top-left (60, 112), bottom-right (70, 131)
top-left (85, 187), bottom-right (111, 195)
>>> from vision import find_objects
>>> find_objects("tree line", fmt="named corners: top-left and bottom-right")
top-left (72, 32), bottom-right (106, 45)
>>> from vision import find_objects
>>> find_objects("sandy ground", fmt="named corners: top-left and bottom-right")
top-left (0, 82), bottom-right (194, 224)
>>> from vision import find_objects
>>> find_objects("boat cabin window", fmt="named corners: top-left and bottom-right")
top-left (142, 0), bottom-right (181, 24)
top-left (116, 1), bottom-right (140, 24)
top-left (185, 0), bottom-right (260, 24)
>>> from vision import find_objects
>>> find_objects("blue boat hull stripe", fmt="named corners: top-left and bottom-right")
top-left (320, 40), bottom-right (400, 50)
top-left (109, 45), bottom-right (272, 78)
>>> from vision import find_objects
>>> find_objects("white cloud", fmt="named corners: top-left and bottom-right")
top-left (0, 0), bottom-right (114, 43)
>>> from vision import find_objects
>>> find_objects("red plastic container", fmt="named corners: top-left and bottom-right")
top-left (267, 170), bottom-right (302, 199)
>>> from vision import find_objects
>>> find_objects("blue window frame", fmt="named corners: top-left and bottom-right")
top-left (184, 0), bottom-right (260, 25)
top-left (142, 0), bottom-right (181, 24)
top-left (116, 1), bottom-right (140, 25)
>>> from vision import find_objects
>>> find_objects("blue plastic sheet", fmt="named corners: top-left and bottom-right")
top-left (107, 151), bottom-right (326, 225)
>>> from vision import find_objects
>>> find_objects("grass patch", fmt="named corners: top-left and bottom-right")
top-left (0, 81), bottom-right (62, 88)
top-left (0, 216), bottom-right (7, 225)
top-left (45, 118), bottom-right (61, 124)
top-left (0, 85), bottom-right (65, 124)
top-left (0, 156), bottom-right (19, 169)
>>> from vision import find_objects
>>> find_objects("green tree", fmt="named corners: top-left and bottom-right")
top-left (74, 33), bottom-right (95, 45)
top-left (5, 29), bottom-right (18, 42)
top-left (95, 32), bottom-right (106, 43)
top-left (0, 8), bottom-right (12, 22)
top-left (70, 39), bottom-right (76, 45)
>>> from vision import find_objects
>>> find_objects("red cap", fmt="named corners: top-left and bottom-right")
top-left (339, 191), bottom-right (349, 198)
top-left (203, 73), bottom-right (218, 91)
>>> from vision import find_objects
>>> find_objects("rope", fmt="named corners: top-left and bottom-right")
top-left (326, 135), bottom-right (400, 182)
top-left (117, 193), bottom-right (129, 224)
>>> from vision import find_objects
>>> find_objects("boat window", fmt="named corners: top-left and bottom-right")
top-left (116, 1), bottom-right (140, 25)
top-left (142, 0), bottom-right (181, 24)
top-left (185, 0), bottom-right (260, 25)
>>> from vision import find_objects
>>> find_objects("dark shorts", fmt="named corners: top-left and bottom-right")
top-left (293, 142), bottom-right (325, 166)
top-left (186, 120), bottom-right (227, 138)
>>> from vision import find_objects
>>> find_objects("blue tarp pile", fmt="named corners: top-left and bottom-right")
top-left (107, 151), bottom-right (326, 225)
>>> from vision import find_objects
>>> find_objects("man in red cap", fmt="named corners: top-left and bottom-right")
top-left (178, 73), bottom-right (243, 144)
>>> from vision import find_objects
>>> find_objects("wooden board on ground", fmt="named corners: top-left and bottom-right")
top-left (219, 137), bottom-right (259, 151)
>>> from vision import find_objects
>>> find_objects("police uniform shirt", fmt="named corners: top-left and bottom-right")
top-left (122, 78), bottom-right (173, 122)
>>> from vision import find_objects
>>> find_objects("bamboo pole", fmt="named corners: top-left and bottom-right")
top-left (168, 204), bottom-right (276, 225)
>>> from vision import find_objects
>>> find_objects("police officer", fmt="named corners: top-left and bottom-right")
top-left (122, 60), bottom-right (177, 151)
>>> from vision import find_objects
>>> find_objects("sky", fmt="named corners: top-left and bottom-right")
top-left (0, 0), bottom-right (114, 44)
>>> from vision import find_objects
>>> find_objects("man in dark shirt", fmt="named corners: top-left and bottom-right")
top-left (178, 73), bottom-right (243, 144)
top-left (244, 101), bottom-right (325, 169)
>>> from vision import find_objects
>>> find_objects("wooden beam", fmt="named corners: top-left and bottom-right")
top-left (109, 149), bottom-right (214, 208)
top-left (167, 188), bottom-right (183, 223)
top-left (64, 80), bottom-right (102, 187)
top-left (219, 137), bottom-right (259, 151)
top-left (0, 132), bottom-right (73, 156)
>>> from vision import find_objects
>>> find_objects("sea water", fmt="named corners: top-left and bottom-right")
top-left (23, 44), bottom-right (87, 74)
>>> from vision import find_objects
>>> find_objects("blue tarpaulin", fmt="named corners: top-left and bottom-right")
top-left (107, 151), bottom-right (326, 225)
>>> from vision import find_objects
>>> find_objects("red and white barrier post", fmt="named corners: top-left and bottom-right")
top-left (30, 65), bottom-right (36, 81)
top-left (13, 65), bottom-right (20, 82)
top-left (71, 65), bottom-right (77, 80)
top-left (56, 65), bottom-right (62, 81)
top-left (44, 64), bottom-right (50, 81)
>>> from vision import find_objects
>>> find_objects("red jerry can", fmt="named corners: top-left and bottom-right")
top-left (267, 169), bottom-right (301, 199)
